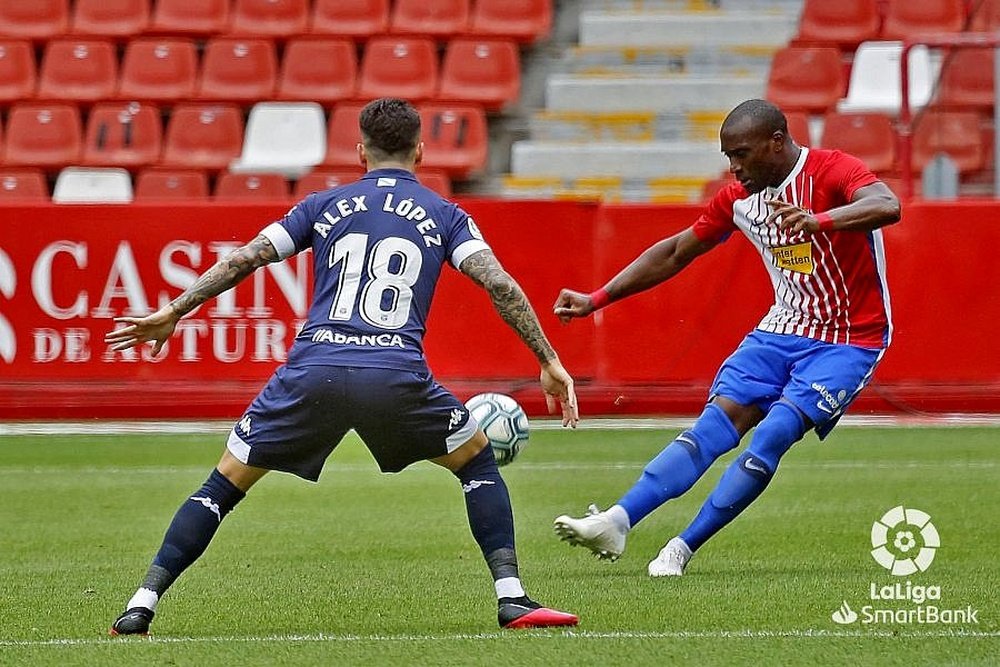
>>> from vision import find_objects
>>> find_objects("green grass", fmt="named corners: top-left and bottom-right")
top-left (0, 424), bottom-right (997, 666)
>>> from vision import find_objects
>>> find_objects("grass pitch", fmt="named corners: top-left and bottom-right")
top-left (0, 422), bottom-right (997, 666)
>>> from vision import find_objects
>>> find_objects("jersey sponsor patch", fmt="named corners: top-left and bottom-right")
top-left (771, 241), bottom-right (813, 275)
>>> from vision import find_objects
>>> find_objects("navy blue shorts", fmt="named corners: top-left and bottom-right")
top-left (710, 330), bottom-right (884, 438)
top-left (226, 365), bottom-right (478, 480)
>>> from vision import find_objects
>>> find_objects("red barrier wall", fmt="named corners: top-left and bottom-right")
top-left (1, 200), bottom-right (998, 418)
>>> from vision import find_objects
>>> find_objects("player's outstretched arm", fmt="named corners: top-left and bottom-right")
top-left (460, 249), bottom-right (579, 427)
top-left (553, 227), bottom-right (716, 323)
top-left (104, 234), bottom-right (280, 355)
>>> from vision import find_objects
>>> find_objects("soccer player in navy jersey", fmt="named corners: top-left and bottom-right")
top-left (552, 99), bottom-right (901, 576)
top-left (105, 98), bottom-right (580, 634)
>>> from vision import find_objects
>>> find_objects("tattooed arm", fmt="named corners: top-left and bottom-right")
top-left (461, 249), bottom-right (579, 427)
top-left (105, 235), bottom-right (280, 355)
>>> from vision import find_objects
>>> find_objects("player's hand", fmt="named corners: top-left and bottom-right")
top-left (104, 308), bottom-right (180, 356)
top-left (540, 359), bottom-right (579, 428)
top-left (553, 289), bottom-right (596, 324)
top-left (766, 199), bottom-right (818, 235)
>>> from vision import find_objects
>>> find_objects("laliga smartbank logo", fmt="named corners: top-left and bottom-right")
top-left (830, 506), bottom-right (979, 626)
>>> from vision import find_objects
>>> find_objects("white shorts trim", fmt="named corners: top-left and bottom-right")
top-left (226, 429), bottom-right (252, 463)
top-left (445, 413), bottom-right (479, 453)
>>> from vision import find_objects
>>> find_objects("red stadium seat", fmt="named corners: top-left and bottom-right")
top-left (215, 172), bottom-right (290, 199)
top-left (134, 168), bottom-right (209, 200)
top-left (469, 0), bottom-right (552, 43)
top-left (912, 110), bottom-right (985, 174)
top-left (3, 103), bottom-right (82, 168)
top-left (0, 40), bottom-right (36, 104)
top-left (161, 103), bottom-right (244, 170)
top-left (71, 0), bottom-right (150, 38)
top-left (794, 0), bottom-right (880, 49)
top-left (310, 0), bottom-right (389, 39)
top-left (390, 0), bottom-right (469, 38)
top-left (82, 102), bottom-right (162, 168)
top-left (969, 0), bottom-right (1000, 30)
top-left (766, 46), bottom-right (845, 114)
top-left (819, 111), bottom-right (896, 173)
top-left (937, 48), bottom-right (995, 111)
top-left (438, 39), bottom-right (521, 112)
top-left (277, 38), bottom-right (357, 104)
top-left (37, 39), bottom-right (117, 102)
top-left (416, 168), bottom-right (452, 197)
top-left (294, 168), bottom-right (365, 197)
top-left (0, 0), bottom-right (69, 40)
top-left (357, 37), bottom-right (438, 102)
top-left (880, 0), bottom-right (964, 41)
top-left (149, 0), bottom-right (231, 36)
top-left (418, 104), bottom-right (488, 179)
top-left (0, 169), bottom-right (48, 200)
top-left (785, 111), bottom-right (812, 146)
top-left (196, 38), bottom-right (277, 103)
top-left (231, 0), bottom-right (309, 38)
top-left (118, 38), bottom-right (198, 103)
top-left (324, 102), bottom-right (365, 167)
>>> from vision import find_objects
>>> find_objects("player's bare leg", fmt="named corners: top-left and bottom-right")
top-left (433, 433), bottom-right (578, 629)
top-left (110, 451), bottom-right (268, 636)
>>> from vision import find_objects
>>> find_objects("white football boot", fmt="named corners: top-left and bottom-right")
top-left (553, 504), bottom-right (628, 561)
top-left (647, 536), bottom-right (693, 577)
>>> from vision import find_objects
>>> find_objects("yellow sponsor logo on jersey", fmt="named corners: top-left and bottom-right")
top-left (771, 241), bottom-right (813, 275)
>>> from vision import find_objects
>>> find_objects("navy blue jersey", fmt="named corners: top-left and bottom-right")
top-left (260, 168), bottom-right (489, 371)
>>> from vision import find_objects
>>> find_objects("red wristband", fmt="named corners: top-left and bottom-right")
top-left (589, 287), bottom-right (611, 310)
top-left (815, 212), bottom-right (834, 231)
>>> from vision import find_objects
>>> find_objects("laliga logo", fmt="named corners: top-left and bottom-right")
top-left (0, 248), bottom-right (15, 363)
top-left (870, 505), bottom-right (939, 576)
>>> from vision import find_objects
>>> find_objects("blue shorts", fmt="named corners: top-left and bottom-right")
top-left (226, 365), bottom-right (478, 480)
top-left (710, 330), bottom-right (884, 439)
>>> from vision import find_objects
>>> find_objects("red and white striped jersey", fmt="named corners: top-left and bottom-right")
top-left (693, 147), bottom-right (891, 349)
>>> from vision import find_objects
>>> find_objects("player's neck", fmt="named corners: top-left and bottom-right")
top-left (366, 160), bottom-right (416, 173)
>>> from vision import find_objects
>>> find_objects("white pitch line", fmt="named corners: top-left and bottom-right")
top-left (2, 628), bottom-right (999, 647)
top-left (3, 414), bottom-right (1000, 436)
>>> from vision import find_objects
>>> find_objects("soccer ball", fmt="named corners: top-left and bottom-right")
top-left (464, 392), bottom-right (529, 466)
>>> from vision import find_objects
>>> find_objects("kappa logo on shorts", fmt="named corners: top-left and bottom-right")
top-left (462, 480), bottom-right (496, 494)
top-left (448, 408), bottom-right (465, 430)
top-left (238, 415), bottom-right (252, 436)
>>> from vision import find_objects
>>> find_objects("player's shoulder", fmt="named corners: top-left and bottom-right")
top-left (805, 147), bottom-right (868, 174)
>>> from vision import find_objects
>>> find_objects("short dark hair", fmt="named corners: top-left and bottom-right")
top-left (359, 98), bottom-right (421, 162)
top-left (723, 99), bottom-right (788, 138)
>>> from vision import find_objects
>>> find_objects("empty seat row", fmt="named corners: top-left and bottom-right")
top-left (768, 42), bottom-right (996, 115)
top-left (0, 0), bottom-right (551, 43)
top-left (781, 109), bottom-right (987, 176)
top-left (0, 165), bottom-right (452, 202)
top-left (0, 101), bottom-right (488, 179)
top-left (795, 0), bottom-right (972, 49)
top-left (0, 36), bottom-right (520, 110)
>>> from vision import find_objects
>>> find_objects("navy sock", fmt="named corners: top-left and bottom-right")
top-left (680, 401), bottom-right (806, 551)
top-left (147, 468), bottom-right (246, 594)
top-left (617, 403), bottom-right (740, 526)
top-left (453, 445), bottom-right (518, 580)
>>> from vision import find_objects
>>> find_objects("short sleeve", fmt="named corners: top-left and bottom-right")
top-left (834, 151), bottom-right (880, 201)
top-left (260, 194), bottom-right (318, 260)
top-left (692, 184), bottom-right (739, 243)
top-left (443, 205), bottom-right (490, 268)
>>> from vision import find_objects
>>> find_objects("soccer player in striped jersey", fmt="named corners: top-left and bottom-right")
top-left (105, 98), bottom-right (579, 634)
top-left (552, 98), bottom-right (900, 576)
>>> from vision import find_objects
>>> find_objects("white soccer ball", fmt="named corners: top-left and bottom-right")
top-left (464, 392), bottom-right (529, 467)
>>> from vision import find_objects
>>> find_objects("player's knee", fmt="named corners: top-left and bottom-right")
top-left (747, 401), bottom-right (807, 469)
top-left (453, 440), bottom-right (499, 481)
top-left (687, 402), bottom-right (742, 461)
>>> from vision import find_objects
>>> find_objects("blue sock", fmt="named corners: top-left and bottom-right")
top-left (680, 401), bottom-right (806, 552)
top-left (453, 446), bottom-right (519, 581)
top-left (617, 403), bottom-right (741, 527)
top-left (148, 468), bottom-right (246, 592)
